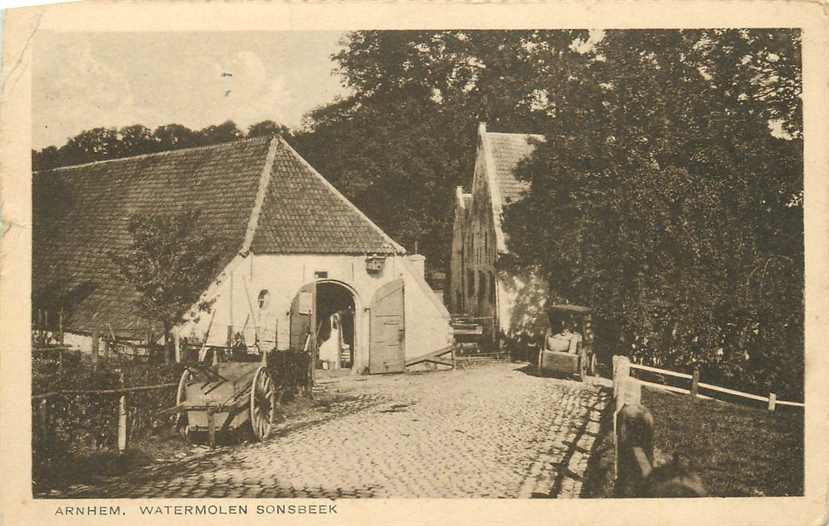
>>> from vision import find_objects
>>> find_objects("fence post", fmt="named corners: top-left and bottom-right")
top-left (613, 355), bottom-right (632, 482)
top-left (768, 392), bottom-right (777, 412)
top-left (38, 398), bottom-right (50, 449)
top-left (224, 325), bottom-right (233, 364)
top-left (91, 328), bottom-right (100, 370)
top-left (58, 308), bottom-right (64, 344)
top-left (614, 356), bottom-right (631, 401)
top-left (118, 394), bottom-right (128, 453)
top-left (617, 376), bottom-right (642, 413)
top-left (207, 407), bottom-right (216, 449)
top-left (117, 371), bottom-right (128, 453)
top-left (615, 402), bottom-right (655, 497)
top-left (173, 332), bottom-right (181, 363)
top-left (691, 368), bottom-right (700, 401)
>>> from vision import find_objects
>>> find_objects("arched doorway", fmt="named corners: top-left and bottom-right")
top-left (289, 280), bottom-right (358, 371)
top-left (315, 282), bottom-right (356, 370)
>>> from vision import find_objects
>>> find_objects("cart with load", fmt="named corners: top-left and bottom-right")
top-left (537, 304), bottom-right (596, 380)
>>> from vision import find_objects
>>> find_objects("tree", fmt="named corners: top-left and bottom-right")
top-left (247, 120), bottom-right (290, 138)
top-left (59, 127), bottom-right (120, 166)
top-left (295, 30), bottom-right (589, 270)
top-left (153, 123), bottom-right (200, 151)
top-left (110, 210), bottom-right (228, 363)
top-left (502, 29), bottom-right (803, 398)
top-left (196, 120), bottom-right (242, 145)
top-left (117, 124), bottom-right (159, 157)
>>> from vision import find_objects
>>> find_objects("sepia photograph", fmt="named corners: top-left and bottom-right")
top-left (2, 2), bottom-right (828, 524)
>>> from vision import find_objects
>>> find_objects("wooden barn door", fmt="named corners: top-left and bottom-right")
top-left (289, 283), bottom-right (316, 352)
top-left (369, 279), bottom-right (405, 374)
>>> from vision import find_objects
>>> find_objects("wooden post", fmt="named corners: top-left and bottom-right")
top-left (58, 308), bottom-right (64, 344)
top-left (207, 407), bottom-right (216, 449)
top-left (691, 368), bottom-right (700, 401)
top-left (768, 392), bottom-right (777, 412)
top-left (617, 376), bottom-right (642, 413)
top-left (117, 371), bottom-right (128, 453)
top-left (173, 332), bottom-right (181, 363)
top-left (146, 327), bottom-right (153, 362)
top-left (614, 356), bottom-right (631, 400)
top-left (91, 328), bottom-right (100, 370)
top-left (36, 309), bottom-right (42, 344)
top-left (615, 403), bottom-right (655, 496)
top-left (118, 394), bottom-right (128, 453)
top-left (310, 282), bottom-right (317, 388)
top-left (38, 399), bottom-right (49, 448)
top-left (225, 325), bottom-right (233, 363)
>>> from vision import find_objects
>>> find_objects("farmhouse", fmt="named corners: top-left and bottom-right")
top-left (449, 123), bottom-right (549, 345)
top-left (33, 136), bottom-right (452, 374)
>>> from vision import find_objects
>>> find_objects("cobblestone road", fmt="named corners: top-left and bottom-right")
top-left (58, 362), bottom-right (609, 498)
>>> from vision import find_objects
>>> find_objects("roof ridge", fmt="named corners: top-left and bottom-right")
top-left (33, 136), bottom-right (274, 175)
top-left (240, 137), bottom-right (279, 255)
top-left (277, 137), bottom-right (407, 255)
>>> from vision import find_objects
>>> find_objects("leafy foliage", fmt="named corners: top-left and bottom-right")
top-left (294, 30), bottom-right (589, 269)
top-left (32, 119), bottom-right (286, 171)
top-left (502, 29), bottom-right (803, 399)
top-left (32, 355), bottom-right (184, 474)
top-left (109, 210), bottom-right (228, 354)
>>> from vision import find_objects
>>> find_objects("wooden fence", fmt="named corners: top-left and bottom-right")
top-left (626, 361), bottom-right (805, 411)
top-left (33, 381), bottom-right (178, 454)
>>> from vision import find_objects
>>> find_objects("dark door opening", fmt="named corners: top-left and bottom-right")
top-left (315, 282), bottom-right (356, 370)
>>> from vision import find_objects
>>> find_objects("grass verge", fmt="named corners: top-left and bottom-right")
top-left (580, 386), bottom-right (803, 497)
top-left (643, 386), bottom-right (803, 496)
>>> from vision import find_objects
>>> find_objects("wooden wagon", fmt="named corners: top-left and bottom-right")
top-left (174, 347), bottom-right (307, 444)
top-left (537, 304), bottom-right (596, 380)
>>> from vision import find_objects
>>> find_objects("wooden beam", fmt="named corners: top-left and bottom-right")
top-left (629, 362), bottom-right (693, 380)
top-left (691, 368), bottom-right (700, 401)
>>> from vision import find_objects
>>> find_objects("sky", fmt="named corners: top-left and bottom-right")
top-left (31, 31), bottom-right (351, 149)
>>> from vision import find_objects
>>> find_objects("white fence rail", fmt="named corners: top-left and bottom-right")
top-left (627, 361), bottom-right (804, 411)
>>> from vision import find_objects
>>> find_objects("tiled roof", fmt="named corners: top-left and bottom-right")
top-left (32, 137), bottom-right (402, 335)
top-left (251, 140), bottom-right (403, 255)
top-left (484, 132), bottom-right (544, 206)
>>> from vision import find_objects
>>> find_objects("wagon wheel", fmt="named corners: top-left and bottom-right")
top-left (250, 366), bottom-right (274, 441)
top-left (175, 369), bottom-right (192, 440)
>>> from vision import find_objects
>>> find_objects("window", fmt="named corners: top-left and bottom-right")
top-left (314, 271), bottom-right (328, 280)
top-left (467, 269), bottom-right (475, 297)
top-left (479, 271), bottom-right (488, 304)
top-left (489, 273), bottom-right (496, 305)
top-left (257, 290), bottom-right (270, 310)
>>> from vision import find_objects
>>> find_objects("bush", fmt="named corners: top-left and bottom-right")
top-left (32, 355), bottom-right (184, 476)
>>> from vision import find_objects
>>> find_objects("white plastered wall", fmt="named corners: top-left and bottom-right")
top-left (176, 252), bottom-right (452, 373)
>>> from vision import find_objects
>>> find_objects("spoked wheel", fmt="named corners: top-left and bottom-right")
top-left (250, 366), bottom-right (274, 441)
top-left (176, 369), bottom-right (192, 440)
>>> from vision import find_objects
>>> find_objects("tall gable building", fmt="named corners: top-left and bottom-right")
top-left (449, 123), bottom-right (550, 345)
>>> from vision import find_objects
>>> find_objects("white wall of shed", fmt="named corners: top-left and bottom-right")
top-left (177, 252), bottom-right (453, 372)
